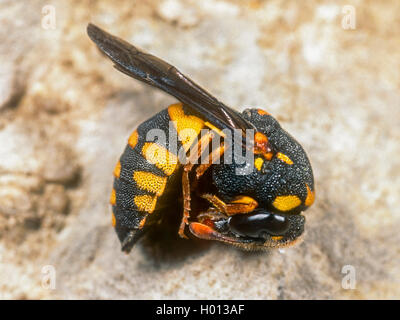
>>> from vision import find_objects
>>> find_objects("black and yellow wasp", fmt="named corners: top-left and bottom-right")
top-left (87, 23), bottom-right (315, 253)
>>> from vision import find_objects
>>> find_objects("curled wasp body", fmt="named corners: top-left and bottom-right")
top-left (87, 24), bottom-right (315, 253)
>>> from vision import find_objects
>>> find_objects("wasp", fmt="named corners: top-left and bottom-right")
top-left (87, 23), bottom-right (315, 253)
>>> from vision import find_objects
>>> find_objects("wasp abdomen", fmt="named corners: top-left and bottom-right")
top-left (111, 104), bottom-right (206, 251)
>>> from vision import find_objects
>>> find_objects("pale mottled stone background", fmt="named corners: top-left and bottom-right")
top-left (0, 0), bottom-right (399, 299)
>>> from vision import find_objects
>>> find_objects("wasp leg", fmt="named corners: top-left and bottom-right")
top-left (195, 144), bottom-right (225, 179)
top-left (197, 207), bottom-right (228, 223)
top-left (201, 194), bottom-right (258, 216)
top-left (189, 222), bottom-right (228, 242)
top-left (179, 131), bottom-right (217, 238)
top-left (180, 163), bottom-right (194, 239)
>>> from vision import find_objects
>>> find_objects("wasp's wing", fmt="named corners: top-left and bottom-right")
top-left (87, 23), bottom-right (254, 133)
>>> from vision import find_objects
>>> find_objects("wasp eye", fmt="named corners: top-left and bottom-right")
top-left (228, 210), bottom-right (289, 238)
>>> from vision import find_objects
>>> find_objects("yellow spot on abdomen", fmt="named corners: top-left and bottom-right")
top-left (276, 152), bottom-right (293, 165)
top-left (254, 157), bottom-right (264, 171)
top-left (110, 188), bottom-right (116, 205)
top-left (305, 184), bottom-right (315, 207)
top-left (128, 130), bottom-right (138, 149)
top-left (273, 195), bottom-right (301, 212)
top-left (142, 142), bottom-right (178, 176)
top-left (134, 195), bottom-right (157, 213)
top-left (271, 236), bottom-right (283, 241)
top-left (113, 161), bottom-right (121, 178)
top-left (111, 211), bottom-right (116, 227)
top-left (168, 103), bottom-right (205, 151)
top-left (133, 171), bottom-right (167, 196)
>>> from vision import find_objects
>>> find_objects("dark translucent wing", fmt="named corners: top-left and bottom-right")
top-left (87, 23), bottom-right (254, 133)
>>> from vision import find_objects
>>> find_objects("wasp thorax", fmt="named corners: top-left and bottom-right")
top-left (228, 210), bottom-right (290, 238)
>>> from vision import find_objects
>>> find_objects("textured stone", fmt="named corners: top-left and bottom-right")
top-left (0, 61), bottom-right (19, 110)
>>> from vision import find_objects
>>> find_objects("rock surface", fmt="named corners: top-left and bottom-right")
top-left (0, 0), bottom-right (399, 299)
